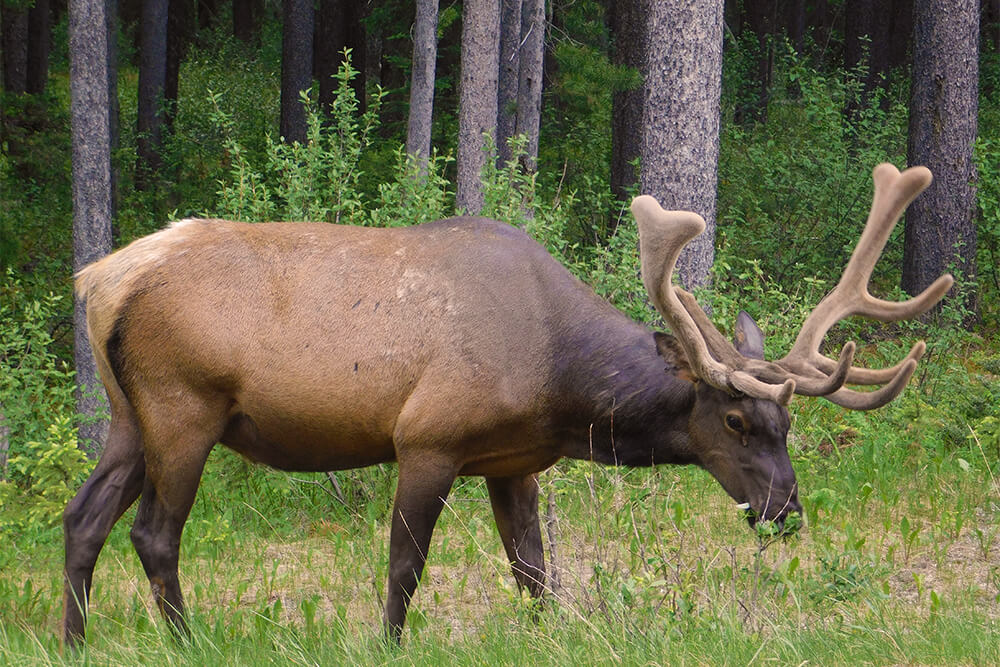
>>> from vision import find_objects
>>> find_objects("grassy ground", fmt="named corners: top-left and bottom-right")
top-left (2, 388), bottom-right (999, 666)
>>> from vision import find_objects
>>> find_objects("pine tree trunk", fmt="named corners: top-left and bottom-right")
top-left (785, 0), bottom-right (806, 54)
top-left (136, 0), bottom-right (167, 189)
top-left (987, 0), bottom-right (1000, 53)
top-left (456, 0), bottom-right (500, 215)
top-left (515, 0), bottom-right (544, 172)
top-left (26, 0), bottom-right (50, 94)
top-left (2, 3), bottom-right (28, 94)
top-left (641, 0), bottom-right (723, 289)
top-left (233, 0), bottom-right (256, 43)
top-left (741, 0), bottom-right (773, 123)
top-left (165, 0), bottom-right (190, 132)
top-left (497, 0), bottom-right (522, 166)
top-left (280, 0), bottom-right (314, 144)
top-left (70, 0), bottom-right (114, 455)
top-left (889, 0), bottom-right (913, 70)
top-left (406, 0), bottom-right (439, 170)
top-left (610, 0), bottom-right (647, 204)
top-left (107, 0), bottom-right (119, 229)
top-left (198, 0), bottom-right (221, 29)
top-left (903, 0), bottom-right (979, 319)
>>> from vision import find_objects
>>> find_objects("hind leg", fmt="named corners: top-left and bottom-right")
top-left (128, 421), bottom-right (218, 637)
top-left (63, 411), bottom-right (146, 646)
top-left (486, 474), bottom-right (546, 598)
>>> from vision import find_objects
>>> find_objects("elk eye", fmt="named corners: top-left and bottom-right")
top-left (725, 413), bottom-right (745, 433)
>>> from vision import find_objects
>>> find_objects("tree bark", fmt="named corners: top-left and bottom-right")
top-left (280, 0), bottom-right (314, 144)
top-left (26, 0), bottom-right (51, 94)
top-left (515, 0), bottom-right (544, 172)
top-left (641, 0), bottom-right (724, 289)
top-left (406, 0), bottom-right (439, 170)
top-left (903, 0), bottom-right (979, 318)
top-left (2, 3), bottom-right (28, 94)
top-left (107, 0), bottom-right (119, 227)
top-left (70, 0), bottom-right (114, 455)
top-left (136, 0), bottom-right (167, 189)
top-left (456, 0), bottom-right (500, 215)
top-left (497, 0), bottom-right (522, 166)
top-left (610, 0), bottom-right (647, 204)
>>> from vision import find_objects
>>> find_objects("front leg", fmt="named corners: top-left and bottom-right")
top-left (383, 457), bottom-right (457, 643)
top-left (486, 474), bottom-right (546, 598)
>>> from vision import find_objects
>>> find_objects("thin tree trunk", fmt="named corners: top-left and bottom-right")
top-left (989, 0), bottom-right (1000, 53)
top-left (889, 0), bottom-right (913, 70)
top-left (198, 0), bottom-right (221, 30)
top-left (316, 0), bottom-right (366, 115)
top-left (165, 0), bottom-right (190, 132)
top-left (456, 0), bottom-right (500, 215)
top-left (903, 0), bottom-right (979, 319)
top-left (497, 0), bottom-right (522, 166)
top-left (406, 0), bottom-right (439, 171)
top-left (2, 3), bottom-right (28, 94)
top-left (641, 0), bottom-right (724, 289)
top-left (70, 0), bottom-right (114, 456)
top-left (610, 0), bottom-right (647, 204)
top-left (26, 0), bottom-right (51, 94)
top-left (107, 0), bottom-right (119, 228)
top-left (233, 0), bottom-right (256, 43)
top-left (280, 0), bottom-right (314, 144)
top-left (785, 0), bottom-right (806, 53)
top-left (515, 0), bottom-right (544, 173)
top-left (741, 0), bottom-right (773, 123)
top-left (136, 0), bottom-right (168, 189)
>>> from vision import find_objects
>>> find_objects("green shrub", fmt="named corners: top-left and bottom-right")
top-left (718, 45), bottom-right (909, 294)
top-left (0, 271), bottom-right (77, 474)
top-left (0, 416), bottom-right (93, 532)
top-left (209, 51), bottom-right (454, 229)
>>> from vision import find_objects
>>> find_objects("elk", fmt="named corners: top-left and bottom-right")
top-left (64, 164), bottom-right (951, 645)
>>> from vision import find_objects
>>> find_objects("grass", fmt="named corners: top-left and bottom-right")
top-left (2, 402), bottom-right (999, 666)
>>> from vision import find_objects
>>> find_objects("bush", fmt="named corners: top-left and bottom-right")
top-left (0, 416), bottom-right (93, 532)
top-left (0, 271), bottom-right (77, 474)
top-left (210, 52), bottom-right (453, 228)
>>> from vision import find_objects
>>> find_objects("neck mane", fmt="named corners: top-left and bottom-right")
top-left (554, 316), bottom-right (697, 467)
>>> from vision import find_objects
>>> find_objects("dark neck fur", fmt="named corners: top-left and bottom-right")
top-left (553, 318), bottom-right (699, 467)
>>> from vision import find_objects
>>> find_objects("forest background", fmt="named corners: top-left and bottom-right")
top-left (2, 0), bottom-right (1000, 664)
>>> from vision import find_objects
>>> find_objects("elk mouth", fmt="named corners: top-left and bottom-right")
top-left (736, 501), bottom-right (803, 536)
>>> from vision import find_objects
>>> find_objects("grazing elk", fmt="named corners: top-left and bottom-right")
top-left (64, 164), bottom-right (951, 645)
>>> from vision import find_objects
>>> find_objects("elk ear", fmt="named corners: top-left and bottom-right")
top-left (654, 332), bottom-right (697, 382)
top-left (733, 311), bottom-right (765, 360)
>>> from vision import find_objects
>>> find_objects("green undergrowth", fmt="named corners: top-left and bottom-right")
top-left (1, 325), bottom-right (998, 664)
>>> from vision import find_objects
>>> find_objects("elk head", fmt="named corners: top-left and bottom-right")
top-left (633, 163), bottom-right (954, 531)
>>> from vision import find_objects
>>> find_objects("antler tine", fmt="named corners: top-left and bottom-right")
top-left (778, 164), bottom-right (954, 387)
top-left (632, 196), bottom-right (795, 405)
top-left (821, 359), bottom-right (918, 410)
